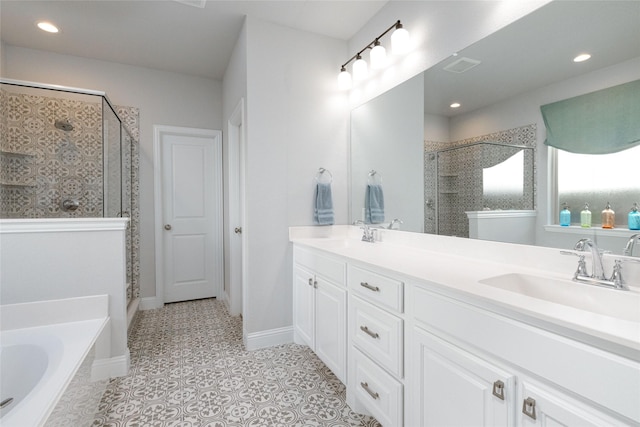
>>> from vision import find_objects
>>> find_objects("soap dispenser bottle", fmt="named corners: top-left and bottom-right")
top-left (601, 202), bottom-right (615, 229)
top-left (580, 203), bottom-right (591, 228)
top-left (629, 202), bottom-right (640, 230)
top-left (560, 203), bottom-right (571, 227)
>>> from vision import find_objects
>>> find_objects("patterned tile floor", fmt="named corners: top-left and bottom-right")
top-left (92, 298), bottom-right (381, 426)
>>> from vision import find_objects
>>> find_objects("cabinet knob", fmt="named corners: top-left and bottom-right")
top-left (164, 224), bottom-right (172, 230)
top-left (522, 397), bottom-right (537, 420)
top-left (492, 380), bottom-right (505, 400)
top-left (313, 280), bottom-right (318, 289)
top-left (308, 278), bottom-right (313, 287)
top-left (360, 382), bottom-right (379, 400)
top-left (360, 325), bottom-right (380, 339)
top-left (234, 227), bottom-right (242, 234)
top-left (360, 282), bottom-right (380, 292)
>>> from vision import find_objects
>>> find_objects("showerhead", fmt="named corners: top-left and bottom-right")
top-left (55, 119), bottom-right (74, 132)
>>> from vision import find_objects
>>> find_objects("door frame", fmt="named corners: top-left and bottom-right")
top-left (227, 99), bottom-right (247, 317)
top-left (153, 125), bottom-right (223, 307)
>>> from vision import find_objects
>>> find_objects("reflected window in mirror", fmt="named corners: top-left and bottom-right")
top-left (556, 145), bottom-right (640, 228)
top-left (483, 151), bottom-right (524, 198)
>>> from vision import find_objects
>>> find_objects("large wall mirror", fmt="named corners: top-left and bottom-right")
top-left (349, 1), bottom-right (640, 252)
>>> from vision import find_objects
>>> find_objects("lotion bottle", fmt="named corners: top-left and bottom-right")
top-left (601, 202), bottom-right (615, 229)
top-left (560, 203), bottom-right (571, 226)
top-left (629, 202), bottom-right (640, 230)
top-left (580, 203), bottom-right (591, 228)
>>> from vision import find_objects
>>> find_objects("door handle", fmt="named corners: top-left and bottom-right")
top-left (234, 227), bottom-right (242, 234)
top-left (164, 224), bottom-right (172, 230)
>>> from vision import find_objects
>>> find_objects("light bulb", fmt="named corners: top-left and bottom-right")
top-left (353, 55), bottom-right (368, 81)
top-left (391, 22), bottom-right (410, 54)
top-left (337, 67), bottom-right (352, 90)
top-left (370, 41), bottom-right (387, 69)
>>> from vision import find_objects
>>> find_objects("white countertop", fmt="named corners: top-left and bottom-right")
top-left (290, 226), bottom-right (640, 360)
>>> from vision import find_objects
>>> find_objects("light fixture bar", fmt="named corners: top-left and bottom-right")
top-left (340, 20), bottom-right (404, 70)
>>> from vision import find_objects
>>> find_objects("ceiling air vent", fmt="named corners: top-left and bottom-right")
top-left (443, 57), bottom-right (481, 73)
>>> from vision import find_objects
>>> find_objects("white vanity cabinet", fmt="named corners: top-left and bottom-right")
top-left (292, 246), bottom-right (347, 383)
top-left (348, 264), bottom-right (405, 427)
top-left (407, 282), bottom-right (639, 427)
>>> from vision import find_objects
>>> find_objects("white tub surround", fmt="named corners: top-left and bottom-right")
top-left (466, 209), bottom-right (537, 245)
top-left (0, 296), bottom-right (109, 427)
top-left (290, 226), bottom-right (640, 426)
top-left (0, 218), bottom-right (131, 377)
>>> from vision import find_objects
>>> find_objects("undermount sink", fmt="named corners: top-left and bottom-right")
top-left (479, 273), bottom-right (640, 323)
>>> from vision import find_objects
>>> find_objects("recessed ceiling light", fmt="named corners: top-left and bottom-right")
top-left (37, 21), bottom-right (59, 33)
top-left (573, 53), bottom-right (591, 63)
top-left (450, 102), bottom-right (461, 109)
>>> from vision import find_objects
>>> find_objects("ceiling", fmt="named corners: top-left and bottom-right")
top-left (0, 0), bottom-right (388, 80)
top-left (423, 0), bottom-right (640, 117)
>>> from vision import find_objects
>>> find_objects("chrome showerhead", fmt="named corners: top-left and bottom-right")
top-left (55, 119), bottom-right (74, 132)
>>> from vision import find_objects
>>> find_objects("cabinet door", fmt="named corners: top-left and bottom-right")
top-left (293, 265), bottom-right (315, 347)
top-left (518, 380), bottom-right (627, 427)
top-left (409, 326), bottom-right (515, 427)
top-left (315, 276), bottom-right (347, 384)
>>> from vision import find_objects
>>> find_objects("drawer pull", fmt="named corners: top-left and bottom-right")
top-left (360, 282), bottom-right (380, 292)
top-left (492, 380), bottom-right (505, 400)
top-left (522, 397), bottom-right (536, 420)
top-left (360, 382), bottom-right (379, 400)
top-left (360, 325), bottom-right (380, 339)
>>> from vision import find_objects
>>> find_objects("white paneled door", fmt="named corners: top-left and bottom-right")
top-left (156, 126), bottom-right (223, 304)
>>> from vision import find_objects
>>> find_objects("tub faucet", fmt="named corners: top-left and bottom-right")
top-left (574, 238), bottom-right (606, 280)
top-left (354, 220), bottom-right (375, 242)
top-left (623, 234), bottom-right (640, 257)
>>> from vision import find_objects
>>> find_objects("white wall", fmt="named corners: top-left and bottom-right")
top-left (3, 46), bottom-right (223, 301)
top-left (351, 73), bottom-right (424, 232)
top-left (448, 56), bottom-right (640, 253)
top-left (347, 0), bottom-right (551, 108)
top-left (242, 17), bottom-right (349, 336)
top-left (222, 19), bottom-right (248, 306)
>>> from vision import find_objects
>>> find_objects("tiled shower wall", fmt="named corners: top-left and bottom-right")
top-left (424, 124), bottom-right (537, 237)
top-left (0, 86), bottom-right (141, 301)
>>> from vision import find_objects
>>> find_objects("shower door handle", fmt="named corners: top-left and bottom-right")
top-left (164, 224), bottom-right (172, 231)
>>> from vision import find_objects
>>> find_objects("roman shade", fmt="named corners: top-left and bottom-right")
top-left (540, 79), bottom-right (640, 154)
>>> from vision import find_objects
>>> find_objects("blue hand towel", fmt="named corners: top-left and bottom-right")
top-left (314, 182), bottom-right (334, 225)
top-left (365, 184), bottom-right (385, 224)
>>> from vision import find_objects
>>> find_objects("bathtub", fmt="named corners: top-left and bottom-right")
top-left (0, 295), bottom-right (109, 426)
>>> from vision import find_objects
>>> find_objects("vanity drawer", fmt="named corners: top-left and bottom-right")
top-left (351, 347), bottom-right (403, 427)
top-left (350, 295), bottom-right (403, 378)
top-left (294, 246), bottom-right (346, 286)
top-left (349, 265), bottom-right (403, 313)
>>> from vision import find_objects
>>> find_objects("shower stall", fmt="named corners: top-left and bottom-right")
top-left (0, 79), bottom-right (140, 307)
top-left (425, 140), bottom-right (536, 238)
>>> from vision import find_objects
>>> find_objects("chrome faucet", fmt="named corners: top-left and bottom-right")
top-left (623, 234), bottom-right (640, 257)
top-left (354, 220), bottom-right (375, 242)
top-left (561, 238), bottom-right (639, 290)
top-left (574, 238), bottom-right (607, 280)
top-left (387, 218), bottom-right (403, 229)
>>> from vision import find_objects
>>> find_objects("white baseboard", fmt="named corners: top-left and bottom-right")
top-left (92, 349), bottom-right (130, 380)
top-left (244, 326), bottom-right (293, 351)
top-left (140, 296), bottom-right (162, 311)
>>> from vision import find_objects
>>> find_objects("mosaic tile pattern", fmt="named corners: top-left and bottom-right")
top-left (424, 124), bottom-right (537, 237)
top-left (93, 299), bottom-right (381, 427)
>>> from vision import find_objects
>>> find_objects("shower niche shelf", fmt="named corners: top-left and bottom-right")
top-left (0, 151), bottom-right (36, 187)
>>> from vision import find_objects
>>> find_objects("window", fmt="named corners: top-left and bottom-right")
top-left (556, 145), bottom-right (640, 227)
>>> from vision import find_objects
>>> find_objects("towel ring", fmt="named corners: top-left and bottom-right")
top-left (367, 170), bottom-right (382, 185)
top-left (315, 167), bottom-right (333, 184)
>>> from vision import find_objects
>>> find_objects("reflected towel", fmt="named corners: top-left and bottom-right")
top-left (314, 182), bottom-right (334, 225)
top-left (365, 184), bottom-right (385, 224)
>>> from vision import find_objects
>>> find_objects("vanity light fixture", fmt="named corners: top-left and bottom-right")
top-left (37, 21), bottom-right (59, 33)
top-left (338, 20), bottom-right (410, 90)
top-left (573, 53), bottom-right (591, 63)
